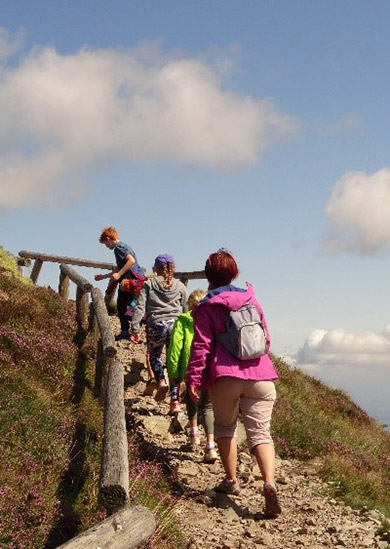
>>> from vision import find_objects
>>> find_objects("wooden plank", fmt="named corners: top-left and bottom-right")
top-left (60, 264), bottom-right (93, 293)
top-left (19, 250), bottom-right (115, 270)
top-left (56, 505), bottom-right (155, 548)
top-left (100, 360), bottom-right (129, 510)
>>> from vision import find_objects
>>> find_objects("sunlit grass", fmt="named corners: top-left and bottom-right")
top-left (272, 356), bottom-right (390, 516)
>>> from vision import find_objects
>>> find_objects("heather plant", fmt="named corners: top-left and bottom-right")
top-left (126, 433), bottom-right (187, 548)
top-left (0, 254), bottom-right (104, 548)
top-left (272, 356), bottom-right (390, 516)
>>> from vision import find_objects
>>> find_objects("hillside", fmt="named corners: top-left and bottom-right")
top-left (0, 249), bottom-right (104, 548)
top-left (1, 248), bottom-right (390, 549)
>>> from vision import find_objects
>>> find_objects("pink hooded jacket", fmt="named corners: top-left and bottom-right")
top-left (186, 283), bottom-right (278, 390)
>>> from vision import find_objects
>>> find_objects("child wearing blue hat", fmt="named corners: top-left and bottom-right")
top-left (131, 254), bottom-right (188, 402)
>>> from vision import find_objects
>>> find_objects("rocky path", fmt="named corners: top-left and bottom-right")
top-left (113, 322), bottom-right (389, 549)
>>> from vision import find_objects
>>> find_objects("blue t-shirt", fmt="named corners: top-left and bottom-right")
top-left (114, 241), bottom-right (144, 281)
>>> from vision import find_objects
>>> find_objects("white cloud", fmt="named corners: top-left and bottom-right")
top-left (0, 27), bottom-right (24, 63)
top-left (0, 29), bottom-right (299, 211)
top-left (296, 325), bottom-right (390, 366)
top-left (316, 112), bottom-right (361, 136)
top-left (325, 168), bottom-right (390, 253)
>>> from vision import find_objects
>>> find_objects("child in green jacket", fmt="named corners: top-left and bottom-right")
top-left (167, 290), bottom-right (217, 463)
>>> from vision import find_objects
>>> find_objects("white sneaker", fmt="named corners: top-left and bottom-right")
top-left (204, 447), bottom-right (218, 463)
top-left (189, 433), bottom-right (201, 448)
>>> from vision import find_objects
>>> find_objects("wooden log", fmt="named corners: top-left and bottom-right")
top-left (30, 258), bottom-right (43, 284)
top-left (59, 272), bottom-right (70, 302)
top-left (175, 269), bottom-right (206, 281)
top-left (88, 302), bottom-right (99, 337)
top-left (100, 359), bottom-right (129, 510)
top-left (76, 287), bottom-right (89, 331)
top-left (94, 338), bottom-right (105, 402)
top-left (19, 250), bottom-right (115, 270)
top-left (55, 505), bottom-right (156, 548)
top-left (60, 264), bottom-right (93, 293)
top-left (91, 287), bottom-right (116, 357)
top-left (17, 257), bottom-right (31, 267)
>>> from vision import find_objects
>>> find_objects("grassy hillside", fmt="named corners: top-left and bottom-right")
top-left (272, 357), bottom-right (390, 516)
top-left (0, 250), bottom-right (183, 549)
top-left (0, 249), bottom-right (104, 548)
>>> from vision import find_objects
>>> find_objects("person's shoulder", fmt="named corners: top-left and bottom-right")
top-left (116, 241), bottom-right (135, 254)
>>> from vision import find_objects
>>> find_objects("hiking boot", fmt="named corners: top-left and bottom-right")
top-left (215, 478), bottom-right (240, 495)
top-left (204, 447), bottom-right (218, 463)
top-left (169, 400), bottom-right (181, 415)
top-left (143, 379), bottom-right (158, 396)
top-left (263, 482), bottom-right (282, 516)
top-left (154, 380), bottom-right (168, 402)
top-left (115, 331), bottom-right (130, 341)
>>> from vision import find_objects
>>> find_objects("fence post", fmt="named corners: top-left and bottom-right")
top-left (59, 271), bottom-right (70, 302)
top-left (76, 287), bottom-right (89, 332)
top-left (30, 258), bottom-right (43, 284)
top-left (100, 359), bottom-right (129, 511)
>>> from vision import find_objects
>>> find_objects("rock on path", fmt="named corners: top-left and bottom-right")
top-left (112, 320), bottom-right (389, 549)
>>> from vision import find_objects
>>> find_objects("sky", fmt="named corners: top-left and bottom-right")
top-left (1, 0), bottom-right (390, 424)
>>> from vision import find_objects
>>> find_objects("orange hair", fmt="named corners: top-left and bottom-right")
top-left (99, 226), bottom-right (119, 243)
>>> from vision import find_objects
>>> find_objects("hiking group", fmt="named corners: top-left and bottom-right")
top-left (95, 226), bottom-right (282, 517)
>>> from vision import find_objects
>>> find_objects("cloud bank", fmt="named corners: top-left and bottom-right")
top-left (0, 28), bottom-right (299, 211)
top-left (296, 325), bottom-right (390, 366)
top-left (325, 168), bottom-right (390, 253)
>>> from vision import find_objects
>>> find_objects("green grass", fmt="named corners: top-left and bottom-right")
top-left (272, 356), bottom-right (390, 515)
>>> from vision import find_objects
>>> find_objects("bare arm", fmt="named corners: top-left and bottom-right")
top-left (94, 254), bottom-right (135, 282)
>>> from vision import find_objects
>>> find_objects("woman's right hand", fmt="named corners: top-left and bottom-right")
top-left (188, 385), bottom-right (200, 403)
top-left (94, 274), bottom-right (103, 281)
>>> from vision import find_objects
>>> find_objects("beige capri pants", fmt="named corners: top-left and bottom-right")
top-left (209, 377), bottom-right (276, 450)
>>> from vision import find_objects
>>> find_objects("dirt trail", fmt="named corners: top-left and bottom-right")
top-left (112, 319), bottom-right (388, 549)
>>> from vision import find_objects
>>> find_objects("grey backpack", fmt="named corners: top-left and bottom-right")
top-left (217, 302), bottom-right (267, 360)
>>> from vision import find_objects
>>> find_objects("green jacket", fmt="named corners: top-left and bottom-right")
top-left (167, 312), bottom-right (194, 382)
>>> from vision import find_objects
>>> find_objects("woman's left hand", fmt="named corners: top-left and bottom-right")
top-left (188, 385), bottom-right (200, 403)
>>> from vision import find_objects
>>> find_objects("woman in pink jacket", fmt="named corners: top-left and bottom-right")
top-left (186, 249), bottom-right (281, 516)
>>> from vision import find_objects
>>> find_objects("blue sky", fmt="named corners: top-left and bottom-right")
top-left (1, 1), bottom-right (390, 423)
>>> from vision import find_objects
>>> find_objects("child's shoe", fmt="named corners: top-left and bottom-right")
top-left (169, 401), bottom-right (181, 415)
top-left (215, 478), bottom-right (240, 495)
top-left (204, 446), bottom-right (218, 463)
top-left (115, 331), bottom-right (130, 341)
top-left (189, 432), bottom-right (201, 448)
top-left (143, 379), bottom-right (158, 396)
top-left (263, 482), bottom-right (282, 516)
top-left (154, 380), bottom-right (168, 402)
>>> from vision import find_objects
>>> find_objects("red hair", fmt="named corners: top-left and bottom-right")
top-left (205, 249), bottom-right (239, 289)
top-left (99, 226), bottom-right (119, 243)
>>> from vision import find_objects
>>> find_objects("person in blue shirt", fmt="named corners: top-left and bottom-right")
top-left (94, 226), bottom-right (146, 340)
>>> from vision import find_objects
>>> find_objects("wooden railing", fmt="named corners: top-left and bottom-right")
top-left (18, 250), bottom-right (206, 286)
top-left (16, 250), bottom-right (207, 547)
top-left (17, 251), bottom-right (158, 548)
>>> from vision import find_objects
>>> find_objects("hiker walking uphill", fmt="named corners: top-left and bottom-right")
top-left (131, 254), bottom-right (188, 402)
top-left (186, 248), bottom-right (281, 516)
top-left (166, 289), bottom-right (218, 463)
top-left (94, 226), bottom-right (146, 341)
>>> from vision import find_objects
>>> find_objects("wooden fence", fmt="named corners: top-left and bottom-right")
top-left (16, 250), bottom-right (206, 548)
